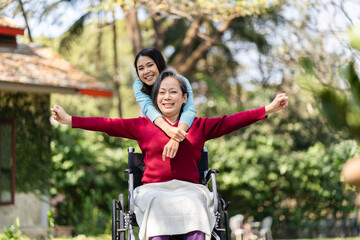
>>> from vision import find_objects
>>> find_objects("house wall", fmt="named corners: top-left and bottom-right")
top-left (0, 91), bottom-right (51, 237)
top-left (0, 192), bottom-right (50, 237)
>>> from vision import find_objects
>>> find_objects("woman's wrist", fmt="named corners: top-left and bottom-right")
top-left (265, 104), bottom-right (272, 115)
top-left (67, 115), bottom-right (72, 125)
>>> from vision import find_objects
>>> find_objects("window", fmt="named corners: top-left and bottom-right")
top-left (0, 120), bottom-right (15, 205)
top-left (0, 35), bottom-right (17, 48)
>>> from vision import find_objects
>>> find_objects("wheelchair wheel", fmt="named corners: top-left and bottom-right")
top-left (119, 194), bottom-right (126, 240)
top-left (112, 194), bottom-right (127, 240)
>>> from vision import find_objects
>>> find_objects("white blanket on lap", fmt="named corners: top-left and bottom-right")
top-left (134, 179), bottom-right (215, 240)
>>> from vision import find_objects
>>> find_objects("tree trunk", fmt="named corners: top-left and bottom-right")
top-left (151, 12), bottom-right (165, 51)
top-left (96, 2), bottom-right (103, 73)
top-left (18, 0), bottom-right (33, 43)
top-left (112, 10), bottom-right (122, 118)
top-left (124, 7), bottom-right (142, 57)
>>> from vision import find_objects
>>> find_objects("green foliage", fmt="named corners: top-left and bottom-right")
top-left (348, 26), bottom-right (360, 52)
top-left (59, 12), bottom-right (91, 55)
top-left (49, 94), bottom-right (139, 235)
top-left (201, 87), bottom-right (360, 237)
top-left (1, 218), bottom-right (30, 240)
top-left (23, 2), bottom-right (359, 238)
top-left (50, 123), bottom-right (134, 235)
top-left (0, 92), bottom-right (52, 194)
top-left (207, 132), bottom-right (359, 237)
top-left (296, 28), bottom-right (360, 141)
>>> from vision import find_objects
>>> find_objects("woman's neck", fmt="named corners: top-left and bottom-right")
top-left (163, 114), bottom-right (180, 125)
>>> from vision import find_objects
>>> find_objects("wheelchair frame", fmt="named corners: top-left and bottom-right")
top-left (112, 147), bottom-right (230, 240)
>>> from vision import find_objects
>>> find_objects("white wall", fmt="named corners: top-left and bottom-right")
top-left (0, 192), bottom-right (50, 237)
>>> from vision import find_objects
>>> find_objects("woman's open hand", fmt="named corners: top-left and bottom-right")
top-left (162, 139), bottom-right (180, 161)
top-left (51, 105), bottom-right (72, 125)
top-left (265, 93), bottom-right (288, 115)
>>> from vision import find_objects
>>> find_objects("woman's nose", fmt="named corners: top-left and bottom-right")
top-left (164, 92), bottom-right (171, 99)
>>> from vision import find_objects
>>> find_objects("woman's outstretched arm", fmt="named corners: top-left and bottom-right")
top-left (201, 93), bottom-right (289, 140)
top-left (51, 105), bottom-right (140, 140)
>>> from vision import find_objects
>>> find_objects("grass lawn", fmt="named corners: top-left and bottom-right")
top-left (53, 234), bottom-right (111, 240)
top-left (282, 238), bottom-right (359, 240)
top-left (54, 236), bottom-right (359, 240)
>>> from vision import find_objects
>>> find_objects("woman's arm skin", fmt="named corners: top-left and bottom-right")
top-left (51, 105), bottom-right (72, 125)
top-left (154, 118), bottom-right (187, 141)
top-left (154, 117), bottom-right (190, 161)
top-left (265, 93), bottom-right (288, 115)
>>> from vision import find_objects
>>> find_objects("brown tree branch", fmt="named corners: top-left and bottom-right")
top-left (170, 15), bottom-right (205, 67)
top-left (0, 0), bottom-right (16, 10)
top-left (177, 17), bottom-right (237, 75)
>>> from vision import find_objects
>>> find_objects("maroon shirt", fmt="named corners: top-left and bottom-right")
top-left (72, 106), bottom-right (266, 184)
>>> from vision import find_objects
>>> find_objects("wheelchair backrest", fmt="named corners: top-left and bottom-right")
top-left (128, 147), bottom-right (209, 188)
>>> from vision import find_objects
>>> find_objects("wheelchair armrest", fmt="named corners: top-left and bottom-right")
top-left (205, 169), bottom-right (220, 183)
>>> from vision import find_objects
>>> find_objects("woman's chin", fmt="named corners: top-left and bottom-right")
top-left (161, 110), bottom-right (180, 119)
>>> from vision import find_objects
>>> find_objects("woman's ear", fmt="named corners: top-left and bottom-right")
top-left (182, 93), bottom-right (188, 105)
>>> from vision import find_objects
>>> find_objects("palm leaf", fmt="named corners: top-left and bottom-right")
top-left (58, 12), bottom-right (91, 55)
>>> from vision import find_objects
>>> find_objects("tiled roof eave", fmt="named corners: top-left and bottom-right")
top-left (0, 44), bottom-right (113, 98)
top-left (0, 80), bottom-right (113, 97)
top-left (0, 80), bottom-right (78, 95)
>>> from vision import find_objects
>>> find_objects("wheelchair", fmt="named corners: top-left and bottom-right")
top-left (112, 147), bottom-right (231, 240)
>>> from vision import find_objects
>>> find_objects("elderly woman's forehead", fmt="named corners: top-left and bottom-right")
top-left (161, 76), bottom-right (180, 85)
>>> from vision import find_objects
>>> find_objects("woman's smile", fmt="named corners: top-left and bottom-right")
top-left (162, 102), bottom-right (175, 108)
top-left (137, 55), bottom-right (160, 86)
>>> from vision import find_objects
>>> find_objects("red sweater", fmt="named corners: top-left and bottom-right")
top-left (72, 106), bottom-right (266, 184)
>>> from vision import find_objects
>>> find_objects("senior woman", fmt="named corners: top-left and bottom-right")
top-left (51, 69), bottom-right (288, 240)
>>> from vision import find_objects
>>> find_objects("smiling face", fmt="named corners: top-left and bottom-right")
top-left (136, 55), bottom-right (160, 86)
top-left (157, 76), bottom-right (188, 124)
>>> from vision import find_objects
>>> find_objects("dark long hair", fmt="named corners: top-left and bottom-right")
top-left (151, 69), bottom-right (188, 114)
top-left (134, 48), bottom-right (168, 95)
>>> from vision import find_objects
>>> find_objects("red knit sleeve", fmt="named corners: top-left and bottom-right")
top-left (200, 106), bottom-right (266, 140)
top-left (72, 116), bottom-right (145, 140)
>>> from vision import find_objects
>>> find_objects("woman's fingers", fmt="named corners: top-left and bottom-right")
top-left (162, 139), bottom-right (180, 160)
top-left (172, 129), bottom-right (187, 142)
